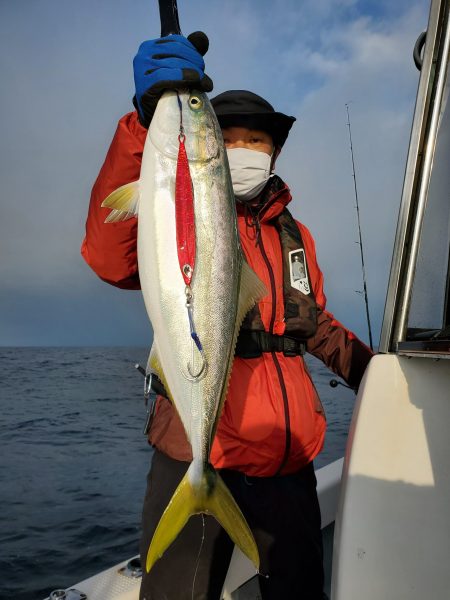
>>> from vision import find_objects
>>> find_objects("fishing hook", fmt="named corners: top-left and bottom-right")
top-left (186, 350), bottom-right (207, 380)
top-left (183, 286), bottom-right (208, 381)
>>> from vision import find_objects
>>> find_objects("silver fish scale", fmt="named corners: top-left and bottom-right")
top-left (189, 163), bottom-right (242, 459)
top-left (138, 90), bottom-right (243, 466)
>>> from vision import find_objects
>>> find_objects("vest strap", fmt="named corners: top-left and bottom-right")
top-left (240, 201), bottom-right (318, 341)
top-left (235, 330), bottom-right (306, 358)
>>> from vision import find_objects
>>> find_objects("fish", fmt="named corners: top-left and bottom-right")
top-left (101, 88), bottom-right (266, 572)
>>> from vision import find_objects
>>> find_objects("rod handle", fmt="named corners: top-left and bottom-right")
top-left (158, 0), bottom-right (182, 36)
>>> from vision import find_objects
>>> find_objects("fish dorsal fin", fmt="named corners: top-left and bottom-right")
top-left (236, 258), bottom-right (267, 330)
top-left (101, 181), bottom-right (140, 223)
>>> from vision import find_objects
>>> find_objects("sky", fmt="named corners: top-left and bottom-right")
top-left (0, 0), bottom-right (430, 346)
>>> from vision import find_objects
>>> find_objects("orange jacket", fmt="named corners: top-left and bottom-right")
top-left (82, 111), bottom-right (372, 477)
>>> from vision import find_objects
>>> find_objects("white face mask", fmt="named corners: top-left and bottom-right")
top-left (226, 147), bottom-right (274, 202)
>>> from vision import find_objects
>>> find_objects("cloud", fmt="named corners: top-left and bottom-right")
top-left (0, 0), bottom-right (430, 345)
top-left (275, 2), bottom-right (428, 340)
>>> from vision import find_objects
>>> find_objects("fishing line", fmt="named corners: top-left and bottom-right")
top-left (176, 90), bottom-right (184, 138)
top-left (184, 286), bottom-right (207, 380)
top-left (191, 514), bottom-right (206, 600)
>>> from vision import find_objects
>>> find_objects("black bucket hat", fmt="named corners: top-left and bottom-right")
top-left (210, 90), bottom-right (296, 148)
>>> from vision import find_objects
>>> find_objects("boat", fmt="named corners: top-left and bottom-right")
top-left (43, 0), bottom-right (449, 597)
top-left (42, 459), bottom-right (343, 599)
top-left (332, 0), bottom-right (450, 596)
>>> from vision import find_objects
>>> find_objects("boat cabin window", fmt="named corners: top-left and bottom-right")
top-left (380, 2), bottom-right (450, 357)
top-left (405, 58), bottom-right (450, 351)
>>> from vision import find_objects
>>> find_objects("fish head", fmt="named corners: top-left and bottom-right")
top-left (149, 89), bottom-right (222, 163)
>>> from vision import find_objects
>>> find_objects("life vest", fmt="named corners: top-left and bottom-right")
top-left (236, 203), bottom-right (318, 358)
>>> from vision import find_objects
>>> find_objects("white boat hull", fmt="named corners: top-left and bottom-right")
top-left (332, 354), bottom-right (450, 599)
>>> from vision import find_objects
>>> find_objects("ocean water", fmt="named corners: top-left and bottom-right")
top-left (0, 347), bottom-right (356, 600)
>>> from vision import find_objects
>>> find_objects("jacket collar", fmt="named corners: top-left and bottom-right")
top-left (236, 175), bottom-right (292, 223)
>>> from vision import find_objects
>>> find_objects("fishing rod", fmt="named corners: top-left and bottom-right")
top-left (158, 0), bottom-right (181, 36)
top-left (345, 103), bottom-right (374, 351)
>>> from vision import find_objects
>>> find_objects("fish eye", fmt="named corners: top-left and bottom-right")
top-left (189, 94), bottom-right (203, 110)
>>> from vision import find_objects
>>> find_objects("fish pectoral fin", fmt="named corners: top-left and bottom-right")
top-left (101, 181), bottom-right (140, 223)
top-left (146, 463), bottom-right (259, 573)
top-left (237, 259), bottom-right (268, 328)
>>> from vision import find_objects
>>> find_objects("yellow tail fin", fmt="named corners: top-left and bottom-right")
top-left (146, 462), bottom-right (260, 573)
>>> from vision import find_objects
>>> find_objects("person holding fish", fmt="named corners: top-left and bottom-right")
top-left (82, 31), bottom-right (372, 600)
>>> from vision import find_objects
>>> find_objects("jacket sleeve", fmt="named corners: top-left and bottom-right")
top-left (299, 221), bottom-right (374, 390)
top-left (81, 111), bottom-right (147, 289)
top-left (306, 308), bottom-right (373, 390)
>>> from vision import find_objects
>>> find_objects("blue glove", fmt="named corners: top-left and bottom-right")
top-left (133, 31), bottom-right (213, 128)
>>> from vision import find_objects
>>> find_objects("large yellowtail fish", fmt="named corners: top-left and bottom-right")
top-left (101, 89), bottom-right (265, 572)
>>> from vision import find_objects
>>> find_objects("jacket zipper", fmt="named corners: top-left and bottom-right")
top-left (272, 352), bottom-right (291, 475)
top-left (254, 219), bottom-right (291, 475)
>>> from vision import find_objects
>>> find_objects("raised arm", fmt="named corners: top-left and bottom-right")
top-left (81, 111), bottom-right (145, 289)
top-left (82, 31), bottom-right (212, 289)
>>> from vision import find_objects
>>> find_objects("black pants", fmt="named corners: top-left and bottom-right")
top-left (139, 450), bottom-right (324, 600)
